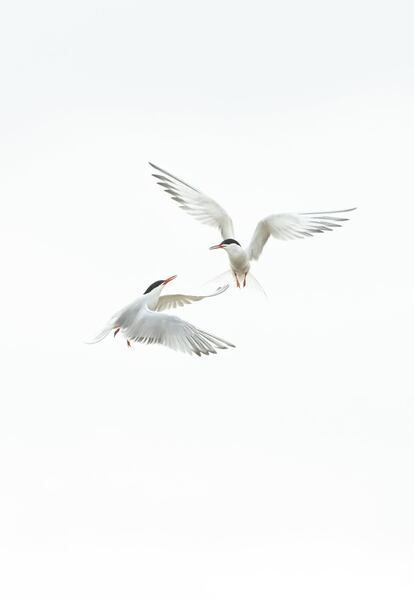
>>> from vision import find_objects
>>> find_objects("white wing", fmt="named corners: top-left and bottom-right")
top-left (248, 208), bottom-right (356, 260)
top-left (156, 285), bottom-right (229, 312)
top-left (125, 307), bottom-right (235, 356)
top-left (149, 162), bottom-right (234, 239)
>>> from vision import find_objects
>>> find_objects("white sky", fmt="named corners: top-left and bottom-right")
top-left (1, 1), bottom-right (414, 597)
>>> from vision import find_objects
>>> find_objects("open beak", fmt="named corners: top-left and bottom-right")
top-left (209, 244), bottom-right (224, 250)
top-left (163, 275), bottom-right (177, 285)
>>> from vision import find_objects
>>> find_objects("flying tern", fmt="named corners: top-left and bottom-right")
top-left (149, 162), bottom-right (356, 289)
top-left (87, 276), bottom-right (234, 356)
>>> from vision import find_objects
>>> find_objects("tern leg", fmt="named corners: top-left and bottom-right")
top-left (243, 273), bottom-right (247, 287)
top-left (127, 340), bottom-right (131, 348)
top-left (234, 272), bottom-right (240, 288)
top-left (113, 327), bottom-right (120, 337)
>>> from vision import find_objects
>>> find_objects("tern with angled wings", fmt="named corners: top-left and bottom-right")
top-left (87, 276), bottom-right (234, 356)
top-left (150, 163), bottom-right (356, 289)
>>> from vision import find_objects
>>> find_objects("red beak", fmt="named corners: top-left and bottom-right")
top-left (209, 244), bottom-right (224, 250)
top-left (163, 275), bottom-right (177, 285)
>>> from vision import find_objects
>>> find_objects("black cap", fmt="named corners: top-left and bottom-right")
top-left (221, 238), bottom-right (241, 246)
top-left (144, 280), bottom-right (164, 294)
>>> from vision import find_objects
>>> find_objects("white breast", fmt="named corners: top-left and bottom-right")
top-left (226, 245), bottom-right (250, 275)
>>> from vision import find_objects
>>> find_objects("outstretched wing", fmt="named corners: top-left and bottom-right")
top-left (149, 162), bottom-right (234, 239)
top-left (156, 285), bottom-right (229, 312)
top-left (125, 307), bottom-right (235, 356)
top-left (248, 208), bottom-right (356, 260)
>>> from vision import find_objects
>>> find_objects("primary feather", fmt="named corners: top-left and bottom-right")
top-left (125, 307), bottom-right (235, 356)
top-left (156, 285), bottom-right (229, 312)
top-left (149, 162), bottom-right (234, 239)
top-left (248, 209), bottom-right (356, 260)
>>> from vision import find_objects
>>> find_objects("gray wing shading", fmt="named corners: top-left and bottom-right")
top-left (248, 208), bottom-right (357, 260)
top-left (149, 162), bottom-right (234, 239)
top-left (156, 285), bottom-right (229, 312)
top-left (125, 307), bottom-right (235, 356)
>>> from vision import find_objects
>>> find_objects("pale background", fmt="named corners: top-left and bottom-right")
top-left (1, 1), bottom-right (414, 597)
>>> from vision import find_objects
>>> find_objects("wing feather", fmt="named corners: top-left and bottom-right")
top-left (156, 285), bottom-right (229, 312)
top-left (125, 307), bottom-right (235, 356)
top-left (149, 162), bottom-right (234, 239)
top-left (248, 208), bottom-right (356, 260)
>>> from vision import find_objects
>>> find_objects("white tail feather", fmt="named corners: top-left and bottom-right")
top-left (202, 270), bottom-right (236, 289)
top-left (202, 269), bottom-right (267, 296)
top-left (246, 272), bottom-right (267, 297)
top-left (85, 326), bottom-right (112, 344)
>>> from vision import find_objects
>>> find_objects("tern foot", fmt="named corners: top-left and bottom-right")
top-left (113, 328), bottom-right (120, 337)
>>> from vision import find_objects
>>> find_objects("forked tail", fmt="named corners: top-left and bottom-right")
top-left (246, 271), bottom-right (267, 297)
top-left (85, 326), bottom-right (112, 344)
top-left (202, 270), bottom-right (267, 296)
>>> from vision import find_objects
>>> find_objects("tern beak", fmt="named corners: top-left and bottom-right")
top-left (163, 275), bottom-right (177, 285)
top-left (209, 244), bottom-right (224, 250)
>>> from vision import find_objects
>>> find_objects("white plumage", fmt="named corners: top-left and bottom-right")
top-left (150, 163), bottom-right (235, 240)
top-left (87, 276), bottom-right (234, 356)
top-left (149, 162), bottom-right (356, 288)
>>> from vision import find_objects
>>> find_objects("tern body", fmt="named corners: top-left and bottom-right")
top-left (87, 276), bottom-right (234, 356)
top-left (209, 239), bottom-right (251, 288)
top-left (149, 162), bottom-right (356, 289)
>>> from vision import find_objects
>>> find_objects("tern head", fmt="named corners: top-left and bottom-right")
top-left (209, 239), bottom-right (241, 252)
top-left (143, 275), bottom-right (177, 295)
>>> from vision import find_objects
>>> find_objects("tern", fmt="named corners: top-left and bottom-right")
top-left (149, 163), bottom-right (356, 289)
top-left (87, 276), bottom-right (235, 356)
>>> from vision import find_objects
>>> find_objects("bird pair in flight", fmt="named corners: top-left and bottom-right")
top-left (89, 163), bottom-right (356, 356)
